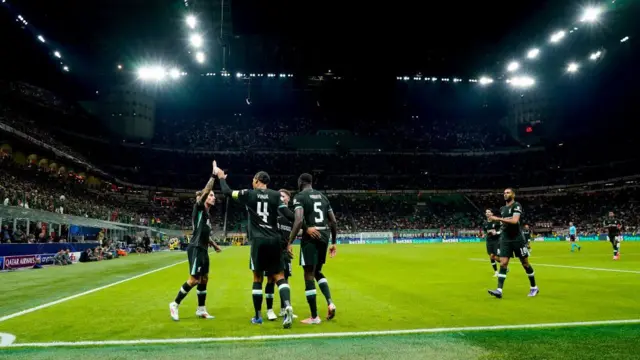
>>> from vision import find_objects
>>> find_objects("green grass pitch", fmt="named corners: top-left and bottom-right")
top-left (0, 242), bottom-right (639, 359)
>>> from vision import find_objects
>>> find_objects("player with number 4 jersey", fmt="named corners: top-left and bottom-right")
top-left (289, 173), bottom-right (338, 325)
top-left (486, 188), bottom-right (539, 299)
top-left (216, 165), bottom-right (295, 329)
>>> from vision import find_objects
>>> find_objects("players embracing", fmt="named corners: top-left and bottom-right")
top-left (289, 173), bottom-right (338, 324)
top-left (487, 188), bottom-right (539, 299)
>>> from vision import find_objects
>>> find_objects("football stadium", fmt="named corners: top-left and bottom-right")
top-left (0, 0), bottom-right (639, 359)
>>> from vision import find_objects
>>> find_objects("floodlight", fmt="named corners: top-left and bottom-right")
top-left (509, 76), bottom-right (535, 88)
top-left (62, 66), bottom-right (69, 72)
top-left (37, 35), bottom-right (45, 43)
top-left (589, 51), bottom-right (602, 61)
top-left (527, 48), bottom-right (539, 59)
top-left (53, 51), bottom-right (61, 58)
top-left (550, 30), bottom-right (565, 43)
top-left (169, 68), bottom-right (181, 79)
top-left (580, 7), bottom-right (601, 23)
top-left (195, 52), bottom-right (205, 63)
top-left (620, 36), bottom-right (629, 43)
top-left (567, 62), bottom-right (579, 73)
top-left (189, 33), bottom-right (203, 48)
top-left (507, 61), bottom-right (520, 72)
top-left (186, 15), bottom-right (197, 29)
top-left (479, 76), bottom-right (494, 85)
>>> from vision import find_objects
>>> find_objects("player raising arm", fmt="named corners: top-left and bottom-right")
top-left (215, 163), bottom-right (296, 328)
top-left (487, 188), bottom-right (539, 299)
top-left (288, 173), bottom-right (338, 325)
top-left (169, 161), bottom-right (222, 321)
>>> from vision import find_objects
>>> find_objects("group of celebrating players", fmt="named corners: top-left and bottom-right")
top-left (169, 161), bottom-right (338, 329)
top-left (483, 189), bottom-right (624, 299)
top-left (165, 161), bottom-right (626, 325)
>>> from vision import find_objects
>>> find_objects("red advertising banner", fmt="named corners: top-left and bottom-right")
top-left (3, 255), bottom-right (37, 269)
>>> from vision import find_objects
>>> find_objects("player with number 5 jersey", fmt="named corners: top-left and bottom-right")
top-left (289, 173), bottom-right (338, 325)
top-left (215, 164), bottom-right (296, 329)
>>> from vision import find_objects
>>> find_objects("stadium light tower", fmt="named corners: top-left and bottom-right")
top-left (186, 15), bottom-right (197, 29)
top-left (580, 7), bottom-right (602, 23)
top-left (195, 51), bottom-right (205, 63)
top-left (507, 61), bottom-right (520, 72)
top-left (527, 48), bottom-right (540, 59)
top-left (189, 33), bottom-right (203, 48)
top-left (550, 30), bottom-right (566, 43)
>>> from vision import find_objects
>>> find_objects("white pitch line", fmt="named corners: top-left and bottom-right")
top-left (469, 258), bottom-right (640, 274)
top-left (0, 259), bottom-right (186, 323)
top-left (5, 319), bottom-right (640, 348)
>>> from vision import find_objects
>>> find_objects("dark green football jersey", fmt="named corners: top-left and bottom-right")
top-left (292, 188), bottom-right (333, 242)
top-left (232, 188), bottom-right (286, 239)
top-left (189, 202), bottom-right (213, 249)
top-left (483, 220), bottom-right (501, 242)
top-left (500, 201), bottom-right (523, 241)
top-left (603, 218), bottom-right (621, 236)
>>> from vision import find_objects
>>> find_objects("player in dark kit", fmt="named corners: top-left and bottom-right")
top-left (289, 173), bottom-right (338, 325)
top-left (483, 209), bottom-right (501, 277)
top-left (487, 188), bottom-right (539, 298)
top-left (215, 163), bottom-right (295, 328)
top-left (604, 211), bottom-right (622, 260)
top-left (169, 161), bottom-right (222, 321)
top-left (522, 224), bottom-right (532, 253)
top-left (265, 189), bottom-right (320, 321)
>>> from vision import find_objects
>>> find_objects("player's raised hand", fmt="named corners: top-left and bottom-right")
top-left (212, 160), bottom-right (219, 175)
top-left (329, 244), bottom-right (337, 258)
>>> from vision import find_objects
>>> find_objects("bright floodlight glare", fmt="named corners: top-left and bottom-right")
top-left (567, 62), bottom-right (579, 73)
top-left (63, 66), bottom-right (69, 72)
top-left (117, 64), bottom-right (123, 70)
top-left (37, 35), bottom-right (45, 43)
top-left (189, 33), bottom-right (203, 48)
top-left (479, 76), bottom-right (494, 85)
top-left (589, 51), bottom-right (602, 61)
top-left (507, 61), bottom-right (520, 72)
top-left (580, 7), bottom-right (602, 22)
top-left (169, 68), bottom-right (180, 79)
top-left (527, 48), bottom-right (540, 59)
top-left (550, 30), bottom-right (565, 43)
top-left (186, 15), bottom-right (197, 29)
top-left (620, 36), bottom-right (629, 43)
top-left (509, 76), bottom-right (535, 88)
top-left (53, 51), bottom-right (61, 58)
top-left (195, 51), bottom-right (205, 63)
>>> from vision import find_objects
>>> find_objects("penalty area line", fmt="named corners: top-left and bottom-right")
top-left (5, 319), bottom-right (640, 348)
top-left (0, 259), bottom-right (187, 324)
top-left (469, 258), bottom-right (640, 274)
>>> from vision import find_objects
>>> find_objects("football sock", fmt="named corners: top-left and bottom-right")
top-left (276, 279), bottom-right (291, 308)
top-left (316, 276), bottom-right (333, 305)
top-left (305, 279), bottom-right (318, 318)
top-left (525, 265), bottom-right (536, 287)
top-left (174, 282), bottom-right (193, 305)
top-left (497, 267), bottom-right (507, 291)
top-left (252, 282), bottom-right (263, 318)
top-left (491, 260), bottom-right (498, 271)
top-left (196, 283), bottom-right (207, 307)
top-left (265, 282), bottom-right (275, 310)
